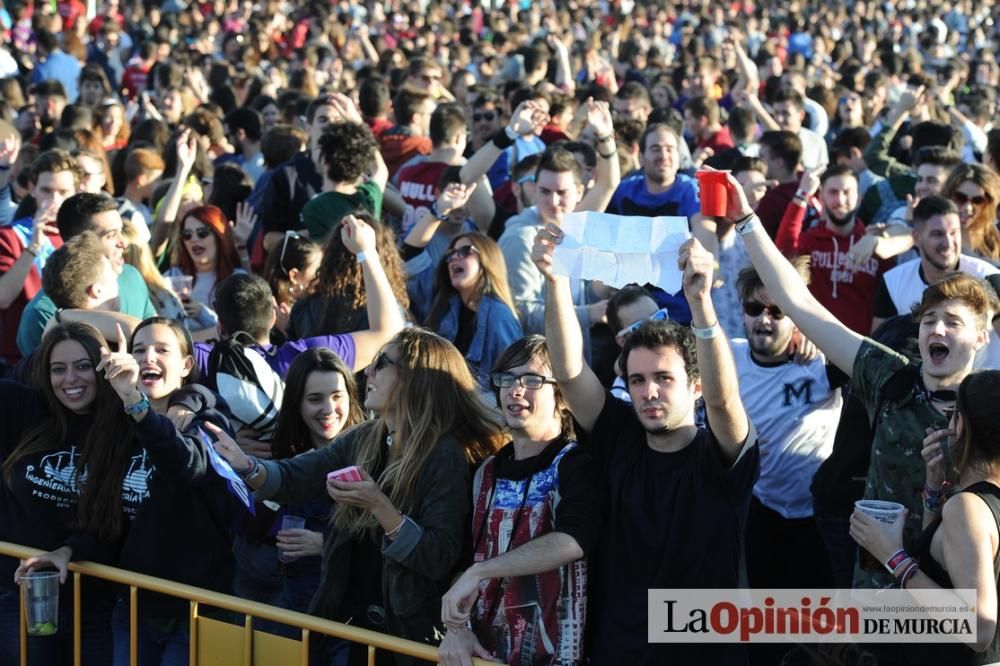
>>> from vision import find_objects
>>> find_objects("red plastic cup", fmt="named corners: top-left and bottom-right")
top-left (696, 170), bottom-right (730, 217)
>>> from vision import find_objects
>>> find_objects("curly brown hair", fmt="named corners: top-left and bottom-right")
top-left (313, 211), bottom-right (410, 333)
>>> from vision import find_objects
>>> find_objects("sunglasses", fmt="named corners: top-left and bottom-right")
top-left (473, 111), bottom-right (496, 122)
top-left (444, 245), bottom-right (478, 263)
top-left (491, 372), bottom-right (557, 390)
top-left (617, 307), bottom-right (670, 338)
top-left (369, 351), bottom-right (396, 375)
top-left (951, 192), bottom-right (989, 207)
top-left (743, 301), bottom-right (786, 319)
top-left (181, 227), bottom-right (212, 241)
top-left (279, 230), bottom-right (302, 275)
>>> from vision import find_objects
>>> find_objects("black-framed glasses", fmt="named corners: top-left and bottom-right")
top-left (952, 192), bottom-right (989, 207)
top-left (473, 111), bottom-right (496, 122)
top-left (369, 351), bottom-right (396, 375)
top-left (743, 301), bottom-right (786, 319)
top-left (444, 245), bottom-right (478, 263)
top-left (617, 307), bottom-right (670, 338)
top-left (181, 227), bottom-right (212, 241)
top-left (279, 230), bottom-right (302, 275)
top-left (491, 373), bottom-right (557, 390)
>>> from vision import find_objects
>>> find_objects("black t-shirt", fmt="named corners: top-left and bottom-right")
top-left (488, 439), bottom-right (603, 555)
top-left (453, 302), bottom-right (476, 355)
top-left (587, 394), bottom-right (759, 665)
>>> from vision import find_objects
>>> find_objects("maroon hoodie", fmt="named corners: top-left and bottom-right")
top-left (777, 206), bottom-right (892, 335)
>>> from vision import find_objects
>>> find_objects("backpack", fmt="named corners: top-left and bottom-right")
top-left (207, 331), bottom-right (284, 437)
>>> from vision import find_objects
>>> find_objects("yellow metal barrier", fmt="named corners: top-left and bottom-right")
top-left (1, 541), bottom-right (491, 665)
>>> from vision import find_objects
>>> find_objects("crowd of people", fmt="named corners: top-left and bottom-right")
top-left (3, 0), bottom-right (1000, 665)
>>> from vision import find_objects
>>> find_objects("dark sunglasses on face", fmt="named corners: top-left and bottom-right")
top-left (491, 372), bottom-right (557, 390)
top-left (473, 111), bottom-right (496, 122)
top-left (743, 301), bottom-right (786, 319)
top-left (445, 245), bottom-right (478, 263)
top-left (952, 192), bottom-right (989, 207)
top-left (181, 227), bottom-right (212, 241)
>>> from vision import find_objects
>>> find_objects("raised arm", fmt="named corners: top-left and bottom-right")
top-left (532, 224), bottom-right (606, 433)
top-left (151, 129), bottom-right (197, 259)
top-left (459, 101), bottom-right (547, 186)
top-left (723, 172), bottom-right (864, 376)
top-left (864, 87), bottom-right (922, 179)
top-left (680, 237), bottom-right (750, 458)
top-left (0, 204), bottom-right (56, 309)
top-left (577, 99), bottom-right (621, 213)
top-left (342, 215), bottom-right (405, 371)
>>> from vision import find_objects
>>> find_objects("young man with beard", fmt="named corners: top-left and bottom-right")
top-left (722, 173), bottom-right (994, 589)
top-left (732, 263), bottom-right (843, 666)
top-left (532, 208), bottom-right (758, 663)
top-left (776, 165), bottom-right (894, 334)
top-left (438, 335), bottom-right (601, 666)
top-left (606, 123), bottom-right (700, 218)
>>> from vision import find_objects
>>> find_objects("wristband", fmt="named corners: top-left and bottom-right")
top-left (124, 392), bottom-right (150, 415)
top-left (898, 561), bottom-right (920, 588)
top-left (386, 514), bottom-right (406, 540)
top-left (598, 149), bottom-right (616, 160)
top-left (492, 127), bottom-right (516, 150)
top-left (795, 190), bottom-right (810, 200)
top-left (596, 132), bottom-right (614, 143)
top-left (884, 549), bottom-right (910, 573)
top-left (356, 250), bottom-right (376, 265)
top-left (691, 321), bottom-right (722, 339)
top-left (0, 164), bottom-right (10, 171)
top-left (734, 213), bottom-right (757, 236)
top-left (237, 455), bottom-right (260, 480)
top-left (429, 199), bottom-right (448, 221)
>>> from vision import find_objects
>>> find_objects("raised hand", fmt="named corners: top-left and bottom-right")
top-left (0, 134), bottom-right (20, 170)
top-left (584, 97), bottom-right (614, 139)
top-left (921, 427), bottom-right (952, 490)
top-left (508, 100), bottom-right (549, 137)
top-left (678, 237), bottom-right (714, 303)
top-left (175, 128), bottom-right (198, 175)
top-left (530, 223), bottom-right (564, 281)
top-left (232, 201), bottom-right (257, 247)
top-left (340, 214), bottom-right (377, 256)
top-left (797, 167), bottom-right (822, 199)
top-left (96, 324), bottom-right (141, 403)
top-left (894, 85), bottom-right (925, 115)
top-left (328, 92), bottom-right (363, 125)
top-left (436, 182), bottom-right (478, 217)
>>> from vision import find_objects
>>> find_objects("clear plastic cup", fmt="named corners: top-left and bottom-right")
top-left (167, 275), bottom-right (193, 296)
top-left (22, 571), bottom-right (59, 636)
top-left (855, 500), bottom-right (906, 572)
top-left (278, 515), bottom-right (307, 563)
top-left (696, 170), bottom-right (730, 217)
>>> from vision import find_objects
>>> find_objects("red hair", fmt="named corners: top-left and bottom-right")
top-left (176, 205), bottom-right (242, 283)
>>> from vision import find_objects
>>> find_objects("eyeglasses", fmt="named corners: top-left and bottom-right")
top-left (617, 307), bottom-right (670, 338)
top-left (181, 227), bottom-right (212, 241)
top-left (473, 111), bottom-right (496, 122)
top-left (491, 373), bottom-right (557, 390)
top-left (279, 230), bottom-right (301, 275)
top-left (952, 192), bottom-right (989, 207)
top-left (743, 301), bottom-right (786, 319)
top-left (369, 351), bottom-right (396, 376)
top-left (444, 245), bottom-right (478, 263)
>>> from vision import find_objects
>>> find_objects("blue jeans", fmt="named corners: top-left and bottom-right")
top-left (0, 586), bottom-right (113, 666)
top-left (231, 537), bottom-right (281, 606)
top-left (111, 599), bottom-right (189, 666)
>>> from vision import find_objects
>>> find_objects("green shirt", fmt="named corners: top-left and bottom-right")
top-left (851, 339), bottom-right (953, 588)
top-left (301, 182), bottom-right (383, 244)
top-left (16, 264), bottom-right (157, 356)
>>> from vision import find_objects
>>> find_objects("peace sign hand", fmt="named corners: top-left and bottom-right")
top-left (96, 324), bottom-right (141, 405)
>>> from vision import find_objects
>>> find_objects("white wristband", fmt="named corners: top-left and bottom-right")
top-left (356, 250), bottom-right (376, 265)
top-left (691, 322), bottom-right (722, 339)
top-left (735, 215), bottom-right (758, 236)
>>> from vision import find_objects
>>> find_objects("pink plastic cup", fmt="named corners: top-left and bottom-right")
top-left (696, 170), bottom-right (730, 217)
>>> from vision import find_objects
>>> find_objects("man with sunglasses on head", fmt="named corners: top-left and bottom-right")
top-left (606, 285), bottom-right (663, 402)
top-left (439, 335), bottom-right (601, 666)
top-left (731, 261), bottom-right (844, 666)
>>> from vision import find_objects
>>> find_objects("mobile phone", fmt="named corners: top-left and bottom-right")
top-left (327, 465), bottom-right (363, 483)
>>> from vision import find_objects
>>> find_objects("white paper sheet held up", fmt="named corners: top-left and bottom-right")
top-left (550, 212), bottom-right (691, 293)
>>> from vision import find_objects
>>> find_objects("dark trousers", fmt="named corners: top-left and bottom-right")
top-left (746, 496), bottom-right (834, 666)
top-left (0, 585), bottom-right (113, 666)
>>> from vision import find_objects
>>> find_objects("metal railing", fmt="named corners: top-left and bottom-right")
top-left (1, 541), bottom-right (490, 666)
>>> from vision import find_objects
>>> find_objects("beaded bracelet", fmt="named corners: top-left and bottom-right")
top-left (898, 561), bottom-right (920, 588)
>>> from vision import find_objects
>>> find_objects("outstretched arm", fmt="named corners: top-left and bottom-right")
top-left (722, 172), bottom-right (864, 376)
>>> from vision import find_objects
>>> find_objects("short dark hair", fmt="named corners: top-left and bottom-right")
top-left (914, 146), bottom-right (961, 169)
top-left (771, 88), bottom-right (805, 110)
top-left (912, 196), bottom-right (959, 228)
top-left (429, 104), bottom-right (467, 148)
top-left (621, 320), bottom-right (699, 382)
top-left (535, 146), bottom-right (583, 186)
top-left (261, 124), bottom-right (307, 168)
top-left (640, 123), bottom-right (679, 153)
top-left (393, 89), bottom-right (433, 126)
top-left (727, 107), bottom-right (756, 143)
top-left (731, 155), bottom-right (766, 176)
top-left (214, 273), bottom-right (274, 340)
top-left (562, 141), bottom-right (597, 170)
top-left (820, 163), bottom-right (857, 186)
top-left (224, 107), bottom-right (263, 143)
top-left (32, 79), bottom-right (67, 100)
top-left (759, 130), bottom-right (802, 172)
top-left (616, 81), bottom-right (652, 106)
top-left (32, 149), bottom-right (81, 184)
top-left (316, 123), bottom-right (378, 184)
top-left (56, 192), bottom-right (118, 240)
top-left (358, 77), bottom-right (390, 118)
top-left (683, 95), bottom-right (719, 125)
top-left (832, 126), bottom-right (872, 152)
top-left (911, 121), bottom-right (963, 156)
top-left (512, 153), bottom-right (542, 183)
top-left (607, 285), bottom-right (654, 334)
top-left (912, 273), bottom-right (996, 330)
top-left (736, 256), bottom-right (810, 304)
top-left (42, 232), bottom-right (106, 309)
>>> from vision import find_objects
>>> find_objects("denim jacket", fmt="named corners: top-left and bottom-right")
top-left (436, 294), bottom-right (523, 388)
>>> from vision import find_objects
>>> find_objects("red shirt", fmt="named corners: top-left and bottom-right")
top-left (121, 63), bottom-right (151, 100)
top-left (395, 160), bottom-right (449, 238)
top-left (698, 127), bottom-right (734, 154)
top-left (0, 225), bottom-right (62, 365)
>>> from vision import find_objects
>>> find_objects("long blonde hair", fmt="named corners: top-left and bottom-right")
top-left (426, 232), bottom-right (517, 329)
top-left (334, 328), bottom-right (503, 536)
